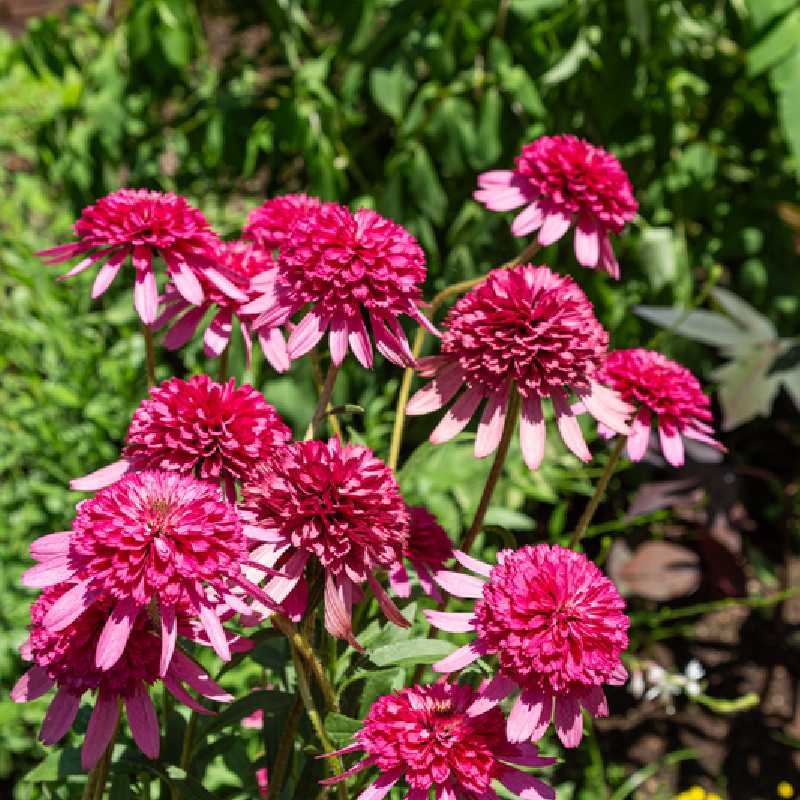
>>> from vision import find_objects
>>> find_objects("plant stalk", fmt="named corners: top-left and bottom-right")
top-left (305, 362), bottom-right (340, 440)
top-left (568, 436), bottom-right (627, 550)
top-left (387, 240), bottom-right (540, 471)
top-left (460, 388), bottom-right (521, 554)
top-left (266, 694), bottom-right (304, 800)
top-left (142, 324), bottom-right (157, 388)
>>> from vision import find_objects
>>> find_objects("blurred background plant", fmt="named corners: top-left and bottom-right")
top-left (1, 1), bottom-right (798, 798)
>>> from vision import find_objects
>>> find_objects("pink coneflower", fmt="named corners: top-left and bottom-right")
top-left (156, 240), bottom-right (289, 371)
top-left (389, 506), bottom-right (454, 602)
top-left (474, 135), bottom-right (638, 278)
top-left (11, 583), bottom-right (234, 769)
top-left (322, 681), bottom-right (555, 800)
top-left (71, 375), bottom-right (291, 497)
top-left (243, 193), bottom-right (321, 251)
top-left (241, 203), bottom-right (436, 368)
top-left (239, 438), bottom-right (410, 648)
top-left (425, 545), bottom-right (629, 748)
top-left (406, 265), bottom-right (631, 470)
top-left (22, 471), bottom-right (278, 672)
top-left (36, 189), bottom-right (234, 325)
top-left (594, 348), bottom-right (725, 467)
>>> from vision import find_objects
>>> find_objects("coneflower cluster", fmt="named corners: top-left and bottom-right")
top-left (20, 133), bottom-right (727, 798)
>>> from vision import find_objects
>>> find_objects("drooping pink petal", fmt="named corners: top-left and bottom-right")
top-left (499, 767), bottom-right (556, 800)
top-left (204, 308), bottom-right (233, 357)
top-left (627, 406), bottom-right (652, 461)
top-left (429, 386), bottom-right (483, 444)
top-left (258, 327), bottom-right (290, 373)
top-left (511, 201), bottom-right (546, 237)
top-left (355, 766), bottom-right (404, 800)
top-left (554, 694), bottom-right (584, 747)
top-left (574, 214), bottom-right (600, 267)
top-left (433, 570), bottom-right (486, 598)
top-left (91, 248), bottom-right (129, 299)
top-left (453, 549), bottom-right (493, 577)
top-left (82, 690), bottom-right (121, 769)
top-left (198, 600), bottom-right (231, 662)
top-left (319, 756), bottom-right (375, 784)
top-left (406, 363), bottom-right (465, 415)
top-left (29, 531), bottom-right (71, 561)
top-left (598, 233), bottom-right (620, 279)
top-left (423, 609), bottom-right (475, 632)
top-left (432, 641), bottom-right (484, 673)
top-left (170, 651), bottom-right (234, 702)
top-left (329, 313), bottom-right (350, 366)
top-left (125, 684), bottom-right (160, 759)
top-left (70, 459), bottom-right (131, 491)
top-left (389, 562), bottom-right (411, 598)
top-left (43, 581), bottom-right (96, 631)
top-left (348, 314), bottom-right (374, 368)
top-left (163, 678), bottom-right (214, 715)
top-left (324, 574), bottom-right (362, 651)
top-left (659, 421), bottom-right (685, 467)
top-left (11, 666), bottom-right (54, 702)
top-left (21, 558), bottom-right (75, 588)
top-left (132, 246), bottom-right (158, 325)
top-left (467, 673), bottom-right (516, 716)
top-left (537, 208), bottom-right (572, 247)
top-left (39, 688), bottom-right (80, 745)
top-left (474, 185), bottom-right (530, 211)
top-left (581, 686), bottom-right (609, 717)
top-left (287, 310), bottom-right (331, 359)
top-left (164, 304), bottom-right (207, 350)
top-left (576, 381), bottom-right (631, 434)
top-left (159, 602), bottom-right (177, 677)
top-left (263, 550), bottom-right (308, 606)
top-left (477, 169), bottom-right (515, 189)
top-left (474, 389), bottom-right (508, 458)
top-left (520, 394), bottom-right (546, 470)
top-left (169, 258), bottom-right (205, 306)
top-left (204, 267), bottom-right (248, 302)
top-left (57, 249), bottom-right (109, 279)
top-left (551, 390), bottom-right (591, 462)
top-left (507, 688), bottom-right (552, 743)
top-left (95, 596), bottom-right (140, 671)
top-left (367, 573), bottom-right (410, 629)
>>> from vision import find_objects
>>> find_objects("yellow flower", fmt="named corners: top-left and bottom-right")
top-left (707, 794), bottom-right (723, 800)
top-left (778, 782), bottom-right (794, 799)
top-left (687, 788), bottom-right (706, 800)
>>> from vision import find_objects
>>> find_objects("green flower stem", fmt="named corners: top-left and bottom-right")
top-left (568, 436), bottom-right (627, 550)
top-left (142, 324), bottom-right (157, 388)
top-left (387, 240), bottom-right (541, 472)
top-left (460, 388), bottom-right (521, 554)
top-left (266, 694), bottom-right (304, 800)
top-left (304, 362), bottom-right (340, 441)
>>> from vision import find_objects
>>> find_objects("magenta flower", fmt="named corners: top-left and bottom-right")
top-left (389, 506), bottom-right (454, 602)
top-left (239, 438), bottom-right (410, 648)
top-left (11, 583), bottom-right (234, 769)
top-left (241, 203), bottom-right (436, 368)
top-left (22, 470), bottom-right (279, 672)
top-left (243, 193), bottom-right (321, 251)
top-left (36, 189), bottom-right (234, 325)
top-left (156, 240), bottom-right (289, 371)
top-left (594, 348), bottom-right (726, 467)
top-left (425, 545), bottom-right (629, 748)
top-left (474, 135), bottom-right (638, 278)
top-left (322, 681), bottom-right (555, 800)
top-left (406, 265), bottom-right (631, 470)
top-left (71, 375), bottom-right (291, 498)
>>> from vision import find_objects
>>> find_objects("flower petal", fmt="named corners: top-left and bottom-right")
top-left (429, 386), bottom-right (483, 444)
top-left (82, 690), bottom-right (120, 770)
top-left (474, 389), bottom-right (508, 458)
top-left (520, 394), bottom-right (546, 470)
top-left (574, 215), bottom-right (600, 267)
top-left (423, 609), bottom-right (475, 632)
top-left (432, 641), bottom-right (483, 673)
top-left (39, 688), bottom-right (79, 746)
top-left (70, 459), bottom-right (132, 492)
top-left (551, 390), bottom-right (591, 462)
top-left (96, 596), bottom-right (140, 671)
top-left (554, 694), bottom-right (584, 747)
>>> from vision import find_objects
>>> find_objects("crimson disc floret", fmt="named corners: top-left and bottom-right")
top-left (240, 438), bottom-right (410, 647)
top-left (37, 188), bottom-right (230, 325)
top-left (474, 135), bottom-right (637, 278)
top-left (243, 193), bottom-right (321, 251)
top-left (596, 348), bottom-right (725, 466)
top-left (407, 264), bottom-right (632, 470)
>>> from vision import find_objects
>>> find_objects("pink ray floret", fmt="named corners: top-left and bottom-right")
top-left (389, 506), bottom-right (454, 602)
top-left (322, 681), bottom-right (555, 800)
top-left (406, 264), bottom-right (632, 470)
top-left (594, 348), bottom-right (726, 467)
top-left (474, 135), bottom-right (638, 278)
top-left (155, 240), bottom-right (290, 372)
top-left (243, 193), bottom-right (322, 251)
top-left (241, 202), bottom-right (437, 369)
top-left (23, 470), bottom-right (280, 671)
top-left (239, 438), bottom-right (410, 648)
top-left (37, 188), bottom-right (227, 325)
top-left (71, 375), bottom-right (291, 498)
top-left (425, 544), bottom-right (630, 748)
top-left (11, 582), bottom-right (235, 770)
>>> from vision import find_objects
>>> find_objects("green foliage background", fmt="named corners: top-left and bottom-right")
top-left (1, 1), bottom-right (799, 797)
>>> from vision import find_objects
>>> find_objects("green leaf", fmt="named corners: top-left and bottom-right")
top-left (638, 227), bottom-right (677, 291)
top-left (633, 306), bottom-right (749, 349)
top-left (369, 638), bottom-right (456, 668)
top-left (369, 63), bottom-right (415, 122)
top-left (200, 689), bottom-right (293, 736)
top-left (748, 7), bottom-right (800, 76)
top-left (408, 144), bottom-right (447, 225)
top-left (323, 712), bottom-right (362, 746)
top-left (22, 747), bottom-right (83, 781)
top-left (710, 288), bottom-right (776, 340)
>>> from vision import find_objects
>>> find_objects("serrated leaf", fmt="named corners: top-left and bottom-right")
top-left (369, 638), bottom-right (456, 668)
top-left (634, 306), bottom-right (749, 349)
top-left (713, 350), bottom-right (782, 430)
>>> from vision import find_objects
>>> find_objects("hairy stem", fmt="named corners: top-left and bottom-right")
top-left (272, 615), bottom-right (339, 712)
top-left (310, 349), bottom-right (342, 439)
top-left (460, 388), bottom-right (521, 554)
top-left (569, 436), bottom-right (627, 550)
top-left (387, 240), bottom-right (540, 471)
top-left (142, 324), bottom-right (157, 388)
top-left (305, 362), bottom-right (340, 440)
top-left (179, 710), bottom-right (198, 772)
top-left (266, 694), bottom-right (304, 800)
